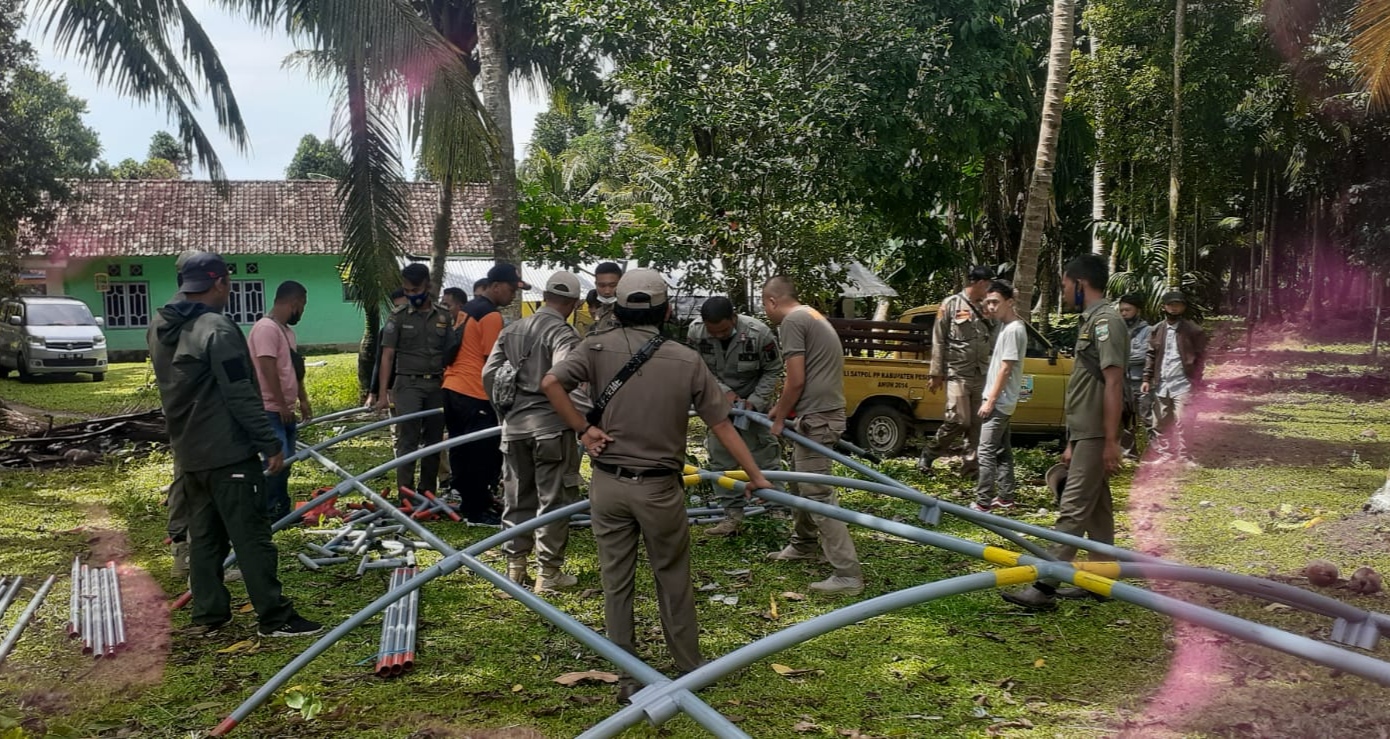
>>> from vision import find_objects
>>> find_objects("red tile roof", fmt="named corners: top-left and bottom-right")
top-left (26, 180), bottom-right (492, 258)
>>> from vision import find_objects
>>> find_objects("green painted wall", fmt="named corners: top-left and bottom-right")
top-left (64, 254), bottom-right (366, 353)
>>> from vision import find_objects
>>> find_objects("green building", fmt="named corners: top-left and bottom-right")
top-left (20, 180), bottom-right (490, 357)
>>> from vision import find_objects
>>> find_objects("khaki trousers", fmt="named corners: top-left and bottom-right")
top-left (501, 432), bottom-right (581, 568)
top-left (1048, 437), bottom-right (1115, 561)
top-left (705, 422), bottom-right (782, 510)
top-left (789, 411), bottom-right (862, 579)
top-left (588, 468), bottom-right (702, 673)
top-left (923, 377), bottom-right (984, 470)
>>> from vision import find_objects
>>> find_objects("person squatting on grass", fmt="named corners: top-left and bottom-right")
top-left (971, 281), bottom-right (1026, 513)
top-left (1003, 254), bottom-right (1127, 610)
top-left (148, 252), bottom-right (321, 638)
top-left (542, 268), bottom-right (773, 703)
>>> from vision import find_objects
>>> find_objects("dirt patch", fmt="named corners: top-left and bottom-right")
top-left (1209, 370), bottom-right (1390, 399)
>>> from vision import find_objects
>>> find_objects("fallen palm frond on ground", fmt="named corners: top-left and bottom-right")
top-left (0, 409), bottom-right (166, 469)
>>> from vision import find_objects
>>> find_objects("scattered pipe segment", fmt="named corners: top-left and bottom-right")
top-left (0, 575), bottom-right (58, 664)
top-left (0, 575), bottom-right (22, 621)
top-left (67, 558), bottom-right (127, 659)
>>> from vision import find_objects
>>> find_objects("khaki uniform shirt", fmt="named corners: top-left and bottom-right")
top-left (686, 315), bottom-right (783, 412)
top-left (929, 291), bottom-right (993, 381)
top-left (549, 325), bottom-right (729, 471)
top-left (483, 306), bottom-right (581, 442)
top-left (381, 304), bottom-right (450, 375)
top-left (584, 302), bottom-right (621, 337)
top-left (778, 305), bottom-right (845, 416)
top-left (1065, 299), bottom-right (1128, 440)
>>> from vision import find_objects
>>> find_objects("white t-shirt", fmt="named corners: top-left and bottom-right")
top-left (986, 320), bottom-right (1028, 416)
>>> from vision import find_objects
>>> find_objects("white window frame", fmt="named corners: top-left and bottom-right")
top-left (227, 280), bottom-right (266, 325)
top-left (103, 282), bottom-right (151, 328)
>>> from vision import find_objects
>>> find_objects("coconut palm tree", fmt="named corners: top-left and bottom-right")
top-left (1352, 0), bottom-right (1390, 106)
top-left (1013, 0), bottom-right (1077, 316)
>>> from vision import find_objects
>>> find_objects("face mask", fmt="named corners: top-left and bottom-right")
top-left (408, 293), bottom-right (428, 309)
top-left (288, 310), bottom-right (303, 326)
top-left (597, 295), bottom-right (618, 305)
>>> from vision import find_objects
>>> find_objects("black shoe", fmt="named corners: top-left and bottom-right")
top-left (616, 680), bottom-right (641, 704)
top-left (1054, 585), bottom-right (1107, 601)
top-left (1000, 584), bottom-right (1057, 610)
top-left (258, 616), bottom-right (324, 638)
top-left (465, 512), bottom-right (503, 528)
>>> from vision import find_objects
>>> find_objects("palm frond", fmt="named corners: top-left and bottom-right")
top-left (411, 73), bottom-right (494, 185)
top-left (1351, 0), bottom-right (1390, 109)
top-left (36, 0), bottom-right (246, 180)
top-left (336, 62), bottom-right (411, 311)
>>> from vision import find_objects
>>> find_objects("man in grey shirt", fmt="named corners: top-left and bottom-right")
top-left (483, 271), bottom-right (586, 593)
top-left (972, 281), bottom-right (1027, 512)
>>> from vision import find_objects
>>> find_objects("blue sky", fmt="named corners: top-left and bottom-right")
top-left (24, 0), bottom-right (546, 180)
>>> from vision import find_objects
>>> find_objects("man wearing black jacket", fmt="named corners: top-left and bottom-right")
top-left (148, 252), bottom-right (320, 637)
top-left (1142, 290), bottom-right (1207, 464)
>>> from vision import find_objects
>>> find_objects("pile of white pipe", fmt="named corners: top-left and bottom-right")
top-left (374, 554), bottom-right (419, 678)
top-left (67, 558), bottom-right (126, 658)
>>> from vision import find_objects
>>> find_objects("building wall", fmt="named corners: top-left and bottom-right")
top-left (62, 254), bottom-right (366, 353)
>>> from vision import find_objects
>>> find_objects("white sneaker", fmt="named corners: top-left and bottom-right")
top-left (809, 576), bottom-right (864, 595)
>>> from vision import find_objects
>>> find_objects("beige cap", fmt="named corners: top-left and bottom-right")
top-left (616, 268), bottom-right (668, 309)
top-left (544, 271), bottom-right (582, 298)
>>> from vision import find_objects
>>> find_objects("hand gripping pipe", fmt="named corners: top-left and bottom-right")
top-left (0, 575), bottom-right (58, 664)
top-left (731, 409), bottom-right (1057, 561)
top-left (694, 470), bottom-right (1390, 687)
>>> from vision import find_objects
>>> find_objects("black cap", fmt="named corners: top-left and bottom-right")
top-left (486, 263), bottom-right (531, 290)
top-left (179, 252), bottom-right (228, 293)
top-left (1161, 290), bottom-right (1187, 305)
top-left (968, 265), bottom-right (994, 283)
top-left (1119, 293), bottom-right (1143, 308)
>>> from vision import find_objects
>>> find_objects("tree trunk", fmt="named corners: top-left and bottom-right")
top-left (358, 303), bottom-right (381, 400)
top-left (1166, 0), bottom-right (1185, 288)
top-left (476, 0), bottom-right (520, 273)
top-left (430, 174), bottom-right (454, 296)
top-left (1245, 168), bottom-right (1259, 351)
top-left (1372, 271), bottom-right (1383, 359)
top-left (1090, 36), bottom-right (1107, 257)
top-left (1013, 0), bottom-right (1077, 317)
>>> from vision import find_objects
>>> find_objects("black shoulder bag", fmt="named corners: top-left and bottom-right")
top-left (585, 334), bottom-right (666, 427)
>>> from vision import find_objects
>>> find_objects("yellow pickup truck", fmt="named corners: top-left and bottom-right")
top-left (833, 304), bottom-right (1073, 457)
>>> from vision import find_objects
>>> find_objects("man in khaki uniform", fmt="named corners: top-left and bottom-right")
top-left (583, 261), bottom-right (624, 337)
top-left (374, 263), bottom-right (450, 494)
top-left (1003, 255), bottom-right (1126, 609)
top-left (686, 295), bottom-right (783, 537)
top-left (543, 268), bottom-right (772, 701)
top-left (762, 275), bottom-right (864, 595)
top-left (483, 271), bottom-right (586, 593)
top-left (919, 266), bottom-right (995, 476)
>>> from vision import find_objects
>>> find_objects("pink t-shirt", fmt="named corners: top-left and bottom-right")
top-left (247, 317), bottom-right (299, 414)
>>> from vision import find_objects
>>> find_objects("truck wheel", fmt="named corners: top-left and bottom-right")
top-left (16, 353), bottom-right (32, 382)
top-left (91, 372), bottom-right (106, 383)
top-left (853, 403), bottom-right (910, 458)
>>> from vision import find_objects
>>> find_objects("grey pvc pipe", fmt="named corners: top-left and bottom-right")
top-left (0, 574), bottom-right (22, 620)
top-left (81, 565), bottom-right (93, 654)
top-left (707, 470), bottom-right (1390, 688)
top-left (285, 407), bottom-right (442, 465)
top-left (0, 575), bottom-right (58, 664)
top-left (734, 409), bottom-right (1056, 561)
top-left (579, 570), bottom-right (1005, 738)
top-left (107, 564), bottom-right (126, 646)
top-left (375, 567), bottom-right (402, 676)
top-left (300, 405), bottom-right (372, 428)
top-left (67, 559), bottom-right (79, 637)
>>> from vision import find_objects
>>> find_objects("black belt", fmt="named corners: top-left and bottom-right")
top-left (397, 373), bottom-right (441, 380)
top-left (592, 461), bottom-right (679, 481)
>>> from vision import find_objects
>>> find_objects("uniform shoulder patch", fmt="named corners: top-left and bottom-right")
top-left (1096, 322), bottom-right (1111, 342)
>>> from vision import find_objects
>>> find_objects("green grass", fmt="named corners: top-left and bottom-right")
top-left (0, 361), bottom-right (160, 416)
top-left (3, 340), bottom-right (1389, 737)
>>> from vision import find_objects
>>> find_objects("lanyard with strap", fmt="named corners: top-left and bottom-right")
top-left (586, 335), bottom-right (666, 427)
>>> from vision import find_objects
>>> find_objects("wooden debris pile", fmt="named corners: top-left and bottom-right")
top-left (0, 410), bottom-right (167, 469)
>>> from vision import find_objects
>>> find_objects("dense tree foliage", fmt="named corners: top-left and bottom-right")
top-left (285, 134), bottom-right (349, 180)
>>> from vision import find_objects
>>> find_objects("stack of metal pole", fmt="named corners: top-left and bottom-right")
top-left (67, 558), bottom-right (125, 658)
top-left (373, 554), bottom-right (419, 678)
top-left (0, 574), bottom-right (58, 664)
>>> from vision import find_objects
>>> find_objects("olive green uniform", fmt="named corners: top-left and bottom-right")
top-left (381, 303), bottom-right (450, 493)
top-left (148, 301), bottom-right (299, 631)
top-left (1051, 300), bottom-right (1128, 561)
top-left (922, 291), bottom-right (993, 470)
top-left (585, 302), bottom-right (621, 337)
top-left (777, 306), bottom-right (861, 579)
top-left (687, 315), bottom-right (783, 509)
top-left (549, 325), bottom-right (730, 674)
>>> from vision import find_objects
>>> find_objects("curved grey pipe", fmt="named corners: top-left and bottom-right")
top-left (698, 470), bottom-right (1390, 687)
top-left (765, 469), bottom-right (1390, 636)
top-left (731, 409), bottom-right (1056, 561)
top-left (299, 405), bottom-right (372, 429)
top-left (0, 575), bottom-right (58, 664)
top-left (285, 407), bottom-right (443, 465)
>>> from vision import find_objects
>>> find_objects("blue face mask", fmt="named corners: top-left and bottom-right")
top-left (407, 293), bottom-right (428, 309)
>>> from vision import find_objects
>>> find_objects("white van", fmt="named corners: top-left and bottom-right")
top-left (0, 296), bottom-right (109, 382)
